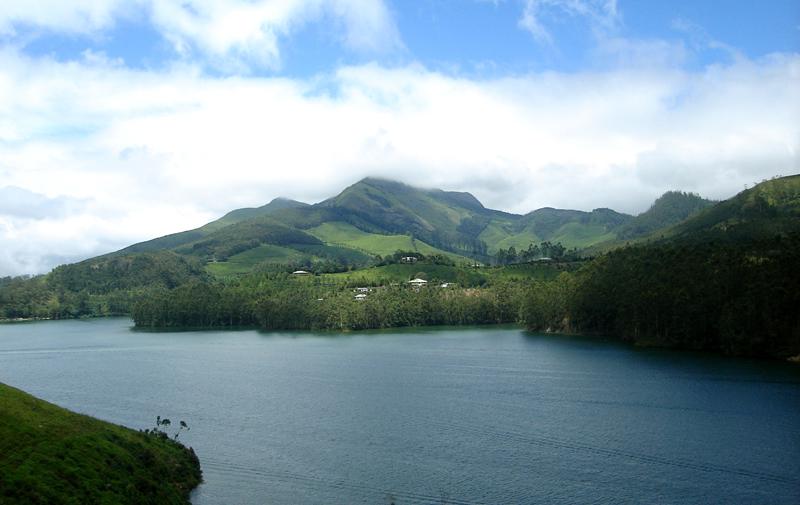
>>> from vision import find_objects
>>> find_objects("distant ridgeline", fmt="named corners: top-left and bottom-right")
top-left (1, 175), bottom-right (799, 359)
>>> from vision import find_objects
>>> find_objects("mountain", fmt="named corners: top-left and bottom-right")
top-left (142, 177), bottom-right (640, 269)
top-left (106, 177), bottom-right (743, 275)
top-left (314, 177), bottom-right (524, 256)
top-left (42, 175), bottom-right (786, 282)
top-left (216, 197), bottom-right (309, 225)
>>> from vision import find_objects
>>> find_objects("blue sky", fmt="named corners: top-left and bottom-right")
top-left (0, 0), bottom-right (798, 275)
top-left (10, 0), bottom-right (799, 76)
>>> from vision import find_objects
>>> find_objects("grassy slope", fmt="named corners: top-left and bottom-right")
top-left (306, 221), bottom-right (471, 260)
top-left (479, 207), bottom-right (631, 253)
top-left (481, 221), bottom-right (619, 253)
top-left (205, 244), bottom-right (304, 275)
top-left (0, 382), bottom-right (201, 505)
top-left (550, 222), bottom-right (617, 249)
top-left (489, 229), bottom-right (540, 253)
top-left (118, 198), bottom-right (308, 255)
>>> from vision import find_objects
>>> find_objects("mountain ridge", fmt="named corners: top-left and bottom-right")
top-left (114, 177), bottom-right (720, 270)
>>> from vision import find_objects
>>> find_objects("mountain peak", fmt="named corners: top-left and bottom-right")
top-left (351, 177), bottom-right (485, 211)
top-left (264, 197), bottom-right (308, 210)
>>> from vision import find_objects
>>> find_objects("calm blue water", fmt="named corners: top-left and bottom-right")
top-left (0, 318), bottom-right (798, 504)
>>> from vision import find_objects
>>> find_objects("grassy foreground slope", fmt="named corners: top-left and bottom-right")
top-left (0, 383), bottom-right (201, 505)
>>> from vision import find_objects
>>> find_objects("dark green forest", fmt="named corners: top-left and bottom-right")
top-left (525, 234), bottom-right (800, 358)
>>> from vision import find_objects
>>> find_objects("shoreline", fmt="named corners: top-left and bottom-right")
top-left (6, 314), bottom-right (797, 364)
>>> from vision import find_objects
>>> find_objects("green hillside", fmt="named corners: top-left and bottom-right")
top-left (205, 244), bottom-right (304, 276)
top-left (0, 382), bottom-right (201, 504)
top-left (118, 197), bottom-right (308, 254)
top-left (215, 197), bottom-right (309, 226)
top-left (173, 216), bottom-right (322, 261)
top-left (316, 177), bottom-right (493, 256)
top-left (481, 207), bottom-right (630, 252)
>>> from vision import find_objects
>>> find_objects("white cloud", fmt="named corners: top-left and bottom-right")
top-left (0, 0), bottom-right (131, 36)
top-left (0, 0), bottom-right (401, 71)
top-left (147, 0), bottom-right (401, 70)
top-left (519, 0), bottom-right (620, 43)
top-left (0, 48), bottom-right (798, 275)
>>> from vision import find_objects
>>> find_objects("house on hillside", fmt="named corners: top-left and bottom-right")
top-left (353, 287), bottom-right (371, 293)
top-left (401, 256), bottom-right (418, 263)
top-left (354, 293), bottom-right (367, 301)
top-left (292, 270), bottom-right (312, 275)
top-left (408, 278), bottom-right (428, 289)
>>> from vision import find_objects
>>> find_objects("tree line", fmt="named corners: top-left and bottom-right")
top-left (523, 233), bottom-right (800, 359)
top-left (131, 273), bottom-right (528, 331)
top-left (494, 241), bottom-right (577, 265)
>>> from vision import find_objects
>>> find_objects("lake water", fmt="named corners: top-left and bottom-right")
top-left (0, 318), bottom-right (798, 504)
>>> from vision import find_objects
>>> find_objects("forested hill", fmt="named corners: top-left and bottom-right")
top-left (667, 174), bottom-right (800, 241)
top-left (526, 175), bottom-right (800, 359)
top-left (615, 191), bottom-right (715, 240)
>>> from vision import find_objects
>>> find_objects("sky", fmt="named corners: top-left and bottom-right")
top-left (0, 0), bottom-right (798, 276)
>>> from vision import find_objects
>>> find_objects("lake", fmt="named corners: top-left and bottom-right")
top-left (0, 318), bottom-right (798, 504)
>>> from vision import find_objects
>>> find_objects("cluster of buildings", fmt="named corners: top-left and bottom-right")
top-left (352, 278), bottom-right (457, 300)
top-left (291, 269), bottom-right (454, 302)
